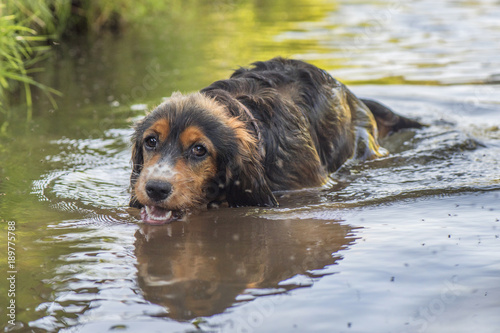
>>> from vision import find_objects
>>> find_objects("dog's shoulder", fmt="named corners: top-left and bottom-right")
top-left (230, 57), bottom-right (337, 89)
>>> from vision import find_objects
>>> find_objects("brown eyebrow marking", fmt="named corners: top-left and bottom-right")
top-left (179, 126), bottom-right (214, 152)
top-left (144, 118), bottom-right (170, 141)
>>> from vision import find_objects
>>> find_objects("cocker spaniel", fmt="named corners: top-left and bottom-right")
top-left (130, 57), bottom-right (422, 224)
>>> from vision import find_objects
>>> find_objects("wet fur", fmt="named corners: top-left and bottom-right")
top-left (130, 57), bottom-right (422, 210)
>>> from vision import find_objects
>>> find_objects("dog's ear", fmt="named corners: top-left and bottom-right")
top-left (223, 124), bottom-right (278, 208)
top-left (200, 90), bottom-right (278, 207)
top-left (129, 135), bottom-right (143, 208)
top-left (225, 159), bottom-right (278, 208)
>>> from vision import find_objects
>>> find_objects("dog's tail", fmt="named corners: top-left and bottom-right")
top-left (361, 99), bottom-right (425, 138)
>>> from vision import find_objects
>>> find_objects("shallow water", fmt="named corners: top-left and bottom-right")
top-left (1, 0), bottom-right (500, 332)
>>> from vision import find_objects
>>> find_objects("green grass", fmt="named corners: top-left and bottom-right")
top-left (0, 2), bottom-right (62, 124)
top-left (0, 0), bottom-right (143, 124)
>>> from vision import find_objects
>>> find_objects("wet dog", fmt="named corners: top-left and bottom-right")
top-left (130, 57), bottom-right (422, 224)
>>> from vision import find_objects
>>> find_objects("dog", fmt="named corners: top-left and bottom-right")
top-left (130, 57), bottom-right (422, 224)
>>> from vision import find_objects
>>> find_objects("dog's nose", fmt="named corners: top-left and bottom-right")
top-left (145, 180), bottom-right (172, 202)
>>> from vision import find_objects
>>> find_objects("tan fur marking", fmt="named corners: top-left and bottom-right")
top-left (179, 126), bottom-right (205, 150)
top-left (179, 125), bottom-right (217, 160)
top-left (165, 156), bottom-right (217, 209)
top-left (146, 118), bottom-right (170, 141)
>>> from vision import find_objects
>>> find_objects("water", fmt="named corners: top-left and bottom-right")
top-left (1, 0), bottom-right (500, 332)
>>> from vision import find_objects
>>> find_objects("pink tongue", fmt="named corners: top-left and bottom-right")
top-left (141, 206), bottom-right (173, 225)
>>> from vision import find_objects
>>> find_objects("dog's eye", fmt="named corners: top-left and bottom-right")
top-left (144, 136), bottom-right (158, 149)
top-left (191, 144), bottom-right (207, 157)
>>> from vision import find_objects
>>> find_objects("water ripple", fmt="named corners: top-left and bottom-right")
top-left (280, 0), bottom-right (500, 84)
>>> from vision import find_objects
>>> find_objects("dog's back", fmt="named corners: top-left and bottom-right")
top-left (202, 57), bottom-right (421, 190)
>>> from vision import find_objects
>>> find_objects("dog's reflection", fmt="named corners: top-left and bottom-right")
top-left (134, 210), bottom-right (355, 320)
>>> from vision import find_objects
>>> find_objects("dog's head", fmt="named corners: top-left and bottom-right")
top-left (130, 92), bottom-right (277, 224)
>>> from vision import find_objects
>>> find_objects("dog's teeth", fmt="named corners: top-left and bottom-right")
top-left (147, 208), bottom-right (172, 221)
top-left (142, 206), bottom-right (174, 223)
top-left (156, 211), bottom-right (171, 220)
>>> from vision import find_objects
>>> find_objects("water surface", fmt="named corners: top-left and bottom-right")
top-left (1, 0), bottom-right (500, 332)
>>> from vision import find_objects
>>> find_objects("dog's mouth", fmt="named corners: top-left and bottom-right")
top-left (140, 206), bottom-right (184, 225)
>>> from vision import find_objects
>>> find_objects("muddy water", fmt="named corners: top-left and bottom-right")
top-left (1, 0), bottom-right (500, 332)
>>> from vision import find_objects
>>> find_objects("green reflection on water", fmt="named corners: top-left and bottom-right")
top-left (31, 0), bottom-right (337, 112)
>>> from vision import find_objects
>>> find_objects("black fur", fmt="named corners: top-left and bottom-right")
top-left (201, 58), bottom-right (421, 191)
